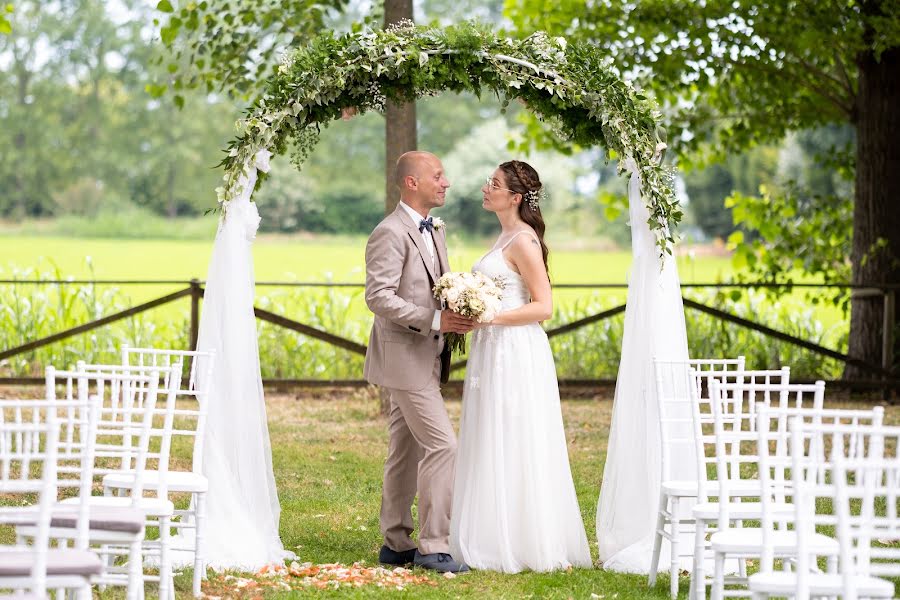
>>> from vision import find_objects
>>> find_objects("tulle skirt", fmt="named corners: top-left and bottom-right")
top-left (450, 323), bottom-right (592, 573)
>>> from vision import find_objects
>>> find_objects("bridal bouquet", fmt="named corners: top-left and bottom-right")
top-left (433, 271), bottom-right (505, 353)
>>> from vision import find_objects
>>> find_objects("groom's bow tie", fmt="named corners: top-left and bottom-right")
top-left (418, 216), bottom-right (434, 233)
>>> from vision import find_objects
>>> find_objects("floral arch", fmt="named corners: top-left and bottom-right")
top-left (216, 21), bottom-right (680, 257)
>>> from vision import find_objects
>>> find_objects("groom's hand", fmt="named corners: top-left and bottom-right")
top-left (440, 310), bottom-right (476, 334)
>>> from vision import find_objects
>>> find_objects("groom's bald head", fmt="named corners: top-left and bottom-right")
top-left (394, 151), bottom-right (449, 212)
top-left (394, 151), bottom-right (438, 189)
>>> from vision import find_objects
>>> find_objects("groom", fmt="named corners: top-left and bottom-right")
top-left (364, 151), bottom-right (473, 573)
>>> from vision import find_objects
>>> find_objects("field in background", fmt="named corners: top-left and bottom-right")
top-left (0, 232), bottom-right (734, 283)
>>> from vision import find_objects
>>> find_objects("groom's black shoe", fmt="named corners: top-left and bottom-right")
top-left (413, 550), bottom-right (470, 573)
top-left (379, 545), bottom-right (417, 566)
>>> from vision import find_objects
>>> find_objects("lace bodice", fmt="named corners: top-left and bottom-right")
top-left (472, 232), bottom-right (536, 311)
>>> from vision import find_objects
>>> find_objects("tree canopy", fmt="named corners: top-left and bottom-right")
top-left (151, 0), bottom-right (349, 104)
top-left (505, 0), bottom-right (898, 160)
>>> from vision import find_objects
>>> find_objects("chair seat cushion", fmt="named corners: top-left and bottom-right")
top-left (0, 548), bottom-right (102, 577)
top-left (749, 571), bottom-right (894, 597)
top-left (51, 505), bottom-right (145, 534)
top-left (58, 495), bottom-right (173, 517)
top-left (102, 470), bottom-right (208, 493)
top-left (711, 529), bottom-right (838, 555)
top-left (15, 505), bottom-right (145, 535)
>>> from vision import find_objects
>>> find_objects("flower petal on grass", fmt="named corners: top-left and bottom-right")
top-left (207, 561), bottom-right (438, 595)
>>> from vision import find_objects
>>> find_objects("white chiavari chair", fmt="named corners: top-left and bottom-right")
top-left (687, 367), bottom-right (792, 600)
top-left (16, 367), bottom-right (151, 600)
top-left (775, 420), bottom-right (900, 599)
top-left (0, 399), bottom-right (101, 599)
top-left (830, 425), bottom-right (899, 599)
top-left (650, 357), bottom-right (746, 598)
top-left (707, 380), bottom-right (836, 600)
top-left (53, 361), bottom-right (180, 600)
top-left (100, 345), bottom-right (215, 597)
top-left (748, 407), bottom-right (890, 599)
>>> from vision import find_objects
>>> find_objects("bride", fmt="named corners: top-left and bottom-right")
top-left (450, 160), bottom-right (592, 573)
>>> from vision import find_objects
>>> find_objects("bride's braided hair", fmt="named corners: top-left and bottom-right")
top-left (498, 160), bottom-right (550, 278)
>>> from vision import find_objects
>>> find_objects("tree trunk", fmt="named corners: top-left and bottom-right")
top-left (845, 43), bottom-right (900, 381)
top-left (384, 100), bottom-right (418, 214)
top-left (166, 161), bottom-right (178, 219)
top-left (13, 60), bottom-right (30, 217)
top-left (381, 0), bottom-right (417, 415)
top-left (383, 0), bottom-right (417, 217)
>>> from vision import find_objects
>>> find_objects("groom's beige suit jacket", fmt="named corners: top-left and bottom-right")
top-left (364, 204), bottom-right (451, 391)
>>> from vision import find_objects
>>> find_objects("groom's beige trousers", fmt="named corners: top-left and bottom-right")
top-left (380, 357), bottom-right (456, 556)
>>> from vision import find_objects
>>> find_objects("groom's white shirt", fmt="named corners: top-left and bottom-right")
top-left (398, 200), bottom-right (442, 332)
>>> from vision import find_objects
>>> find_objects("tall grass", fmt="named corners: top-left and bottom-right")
top-left (0, 265), bottom-right (188, 377)
top-left (1, 269), bottom-right (849, 380)
top-left (256, 285), bottom-right (369, 379)
top-left (543, 289), bottom-right (847, 380)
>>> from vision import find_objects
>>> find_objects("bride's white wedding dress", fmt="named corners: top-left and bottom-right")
top-left (450, 232), bottom-right (592, 573)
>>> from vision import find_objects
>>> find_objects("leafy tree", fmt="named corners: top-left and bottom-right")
top-left (0, 3), bottom-right (11, 34)
top-left (507, 0), bottom-right (900, 377)
top-left (724, 125), bottom-right (856, 317)
top-left (150, 0), bottom-right (349, 104)
top-left (682, 147), bottom-right (779, 240)
top-left (383, 0), bottom-right (417, 215)
top-left (0, 0), bottom-right (131, 217)
top-left (0, 0), bottom-right (242, 219)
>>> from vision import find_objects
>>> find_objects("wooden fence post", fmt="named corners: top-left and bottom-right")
top-left (189, 278), bottom-right (201, 376)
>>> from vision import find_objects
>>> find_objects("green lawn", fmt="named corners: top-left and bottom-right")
top-left (198, 391), bottom-right (899, 598)
top-left (3, 388), bottom-right (895, 598)
top-left (197, 390), bottom-right (681, 599)
top-left (0, 232), bottom-right (733, 283)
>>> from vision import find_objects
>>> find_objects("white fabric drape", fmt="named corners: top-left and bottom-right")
top-left (194, 150), bottom-right (293, 570)
top-left (595, 158), bottom-right (693, 573)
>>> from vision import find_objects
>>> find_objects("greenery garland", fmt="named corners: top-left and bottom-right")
top-left (219, 21), bottom-right (681, 258)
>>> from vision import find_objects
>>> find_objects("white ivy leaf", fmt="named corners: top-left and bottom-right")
top-left (419, 51), bottom-right (429, 67)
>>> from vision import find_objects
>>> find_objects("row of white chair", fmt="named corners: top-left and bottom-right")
top-left (647, 357), bottom-right (898, 600)
top-left (0, 345), bottom-right (214, 599)
top-left (747, 414), bottom-right (898, 599)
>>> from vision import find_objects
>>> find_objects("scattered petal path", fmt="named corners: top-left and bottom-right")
top-left (202, 561), bottom-right (440, 597)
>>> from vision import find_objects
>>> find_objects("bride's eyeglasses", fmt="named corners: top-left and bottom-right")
top-left (485, 176), bottom-right (514, 193)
